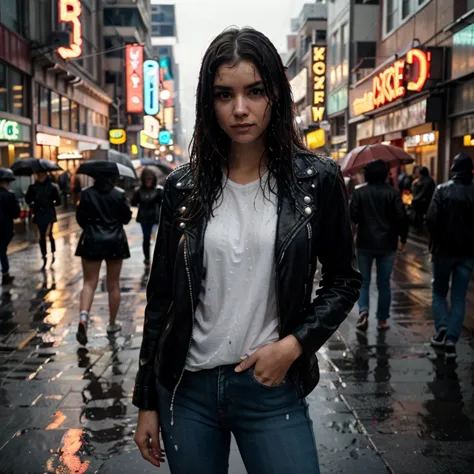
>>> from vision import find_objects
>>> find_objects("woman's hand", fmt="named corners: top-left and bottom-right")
top-left (234, 335), bottom-right (303, 386)
top-left (134, 409), bottom-right (166, 467)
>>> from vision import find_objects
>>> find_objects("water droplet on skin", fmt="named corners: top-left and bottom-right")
top-left (174, 445), bottom-right (179, 451)
top-left (286, 414), bottom-right (290, 420)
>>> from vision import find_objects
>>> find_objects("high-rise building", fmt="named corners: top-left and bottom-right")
top-left (150, 1), bottom-right (183, 157)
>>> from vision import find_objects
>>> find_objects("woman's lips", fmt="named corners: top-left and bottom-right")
top-left (231, 124), bottom-right (254, 133)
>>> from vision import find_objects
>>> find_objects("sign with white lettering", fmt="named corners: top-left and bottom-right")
top-left (0, 119), bottom-right (20, 141)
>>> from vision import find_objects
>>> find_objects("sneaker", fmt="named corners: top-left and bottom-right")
top-left (51, 253), bottom-right (56, 264)
top-left (76, 321), bottom-right (88, 345)
top-left (445, 341), bottom-right (457, 359)
top-left (42, 257), bottom-right (47, 269)
top-left (430, 327), bottom-right (447, 347)
top-left (107, 322), bottom-right (122, 334)
top-left (356, 311), bottom-right (369, 331)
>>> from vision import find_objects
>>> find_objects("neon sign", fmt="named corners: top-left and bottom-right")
top-left (109, 129), bottom-right (127, 145)
top-left (312, 46), bottom-right (327, 123)
top-left (126, 44), bottom-right (144, 114)
top-left (57, 0), bottom-right (83, 59)
top-left (143, 60), bottom-right (160, 116)
top-left (0, 120), bottom-right (20, 140)
top-left (352, 48), bottom-right (431, 116)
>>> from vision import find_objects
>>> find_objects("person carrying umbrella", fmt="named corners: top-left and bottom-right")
top-left (74, 161), bottom-right (133, 345)
top-left (25, 171), bottom-right (61, 268)
top-left (131, 168), bottom-right (164, 267)
top-left (0, 169), bottom-right (21, 285)
top-left (350, 160), bottom-right (409, 331)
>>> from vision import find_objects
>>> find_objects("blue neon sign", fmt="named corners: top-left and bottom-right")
top-left (143, 60), bottom-right (160, 116)
top-left (159, 130), bottom-right (172, 145)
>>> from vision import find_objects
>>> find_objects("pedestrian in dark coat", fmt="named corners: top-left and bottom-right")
top-left (75, 175), bottom-right (132, 346)
top-left (426, 153), bottom-right (474, 360)
top-left (0, 169), bottom-right (20, 285)
top-left (411, 166), bottom-right (435, 232)
top-left (25, 172), bottom-right (60, 267)
top-left (350, 160), bottom-right (409, 331)
top-left (131, 168), bottom-right (164, 267)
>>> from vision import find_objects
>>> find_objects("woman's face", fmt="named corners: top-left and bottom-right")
top-left (213, 60), bottom-right (272, 145)
top-left (144, 174), bottom-right (154, 188)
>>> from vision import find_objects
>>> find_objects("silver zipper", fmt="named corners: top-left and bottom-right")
top-left (307, 223), bottom-right (312, 276)
top-left (169, 235), bottom-right (195, 426)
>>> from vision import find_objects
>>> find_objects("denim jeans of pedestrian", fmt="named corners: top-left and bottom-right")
top-left (0, 234), bottom-right (12, 274)
top-left (36, 222), bottom-right (55, 258)
top-left (357, 249), bottom-right (396, 321)
top-left (157, 365), bottom-right (320, 474)
top-left (140, 223), bottom-right (155, 261)
top-left (432, 255), bottom-right (474, 343)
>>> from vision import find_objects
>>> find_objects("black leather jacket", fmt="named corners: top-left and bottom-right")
top-left (0, 187), bottom-right (21, 238)
top-left (350, 183), bottom-right (408, 251)
top-left (426, 177), bottom-right (474, 257)
top-left (25, 179), bottom-right (60, 224)
top-left (131, 186), bottom-right (164, 224)
top-left (133, 153), bottom-right (362, 410)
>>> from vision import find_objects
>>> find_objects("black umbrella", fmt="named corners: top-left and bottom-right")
top-left (139, 159), bottom-right (173, 176)
top-left (11, 158), bottom-right (63, 176)
top-left (77, 160), bottom-right (137, 179)
top-left (0, 168), bottom-right (16, 182)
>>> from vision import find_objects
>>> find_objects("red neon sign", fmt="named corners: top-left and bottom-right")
top-left (126, 44), bottom-right (144, 114)
top-left (57, 0), bottom-right (83, 59)
top-left (353, 48), bottom-right (431, 116)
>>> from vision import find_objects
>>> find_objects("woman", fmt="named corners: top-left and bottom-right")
top-left (133, 28), bottom-right (361, 473)
top-left (25, 171), bottom-right (60, 268)
top-left (75, 174), bottom-right (132, 345)
top-left (131, 168), bottom-right (164, 267)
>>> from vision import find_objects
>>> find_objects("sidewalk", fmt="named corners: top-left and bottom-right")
top-left (0, 223), bottom-right (472, 472)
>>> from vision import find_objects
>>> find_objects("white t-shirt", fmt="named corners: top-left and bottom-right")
top-left (186, 175), bottom-right (279, 371)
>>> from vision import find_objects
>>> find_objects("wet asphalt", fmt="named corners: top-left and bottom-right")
top-left (0, 215), bottom-right (473, 473)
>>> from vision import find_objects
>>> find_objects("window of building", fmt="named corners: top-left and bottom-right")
top-left (341, 23), bottom-right (349, 79)
top-left (51, 92), bottom-right (61, 129)
top-left (315, 30), bottom-right (327, 43)
top-left (0, 0), bottom-right (28, 36)
top-left (385, 0), bottom-right (399, 33)
top-left (384, 0), bottom-right (432, 36)
top-left (355, 0), bottom-right (379, 4)
top-left (38, 85), bottom-right (50, 126)
top-left (0, 63), bottom-right (7, 112)
top-left (152, 24), bottom-right (174, 36)
top-left (80, 106), bottom-right (87, 136)
top-left (61, 96), bottom-right (70, 131)
top-left (71, 102), bottom-right (79, 133)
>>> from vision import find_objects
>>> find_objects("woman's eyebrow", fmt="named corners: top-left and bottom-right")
top-left (213, 81), bottom-right (264, 91)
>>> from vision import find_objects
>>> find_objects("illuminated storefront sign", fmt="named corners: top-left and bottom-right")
top-left (311, 46), bottom-right (327, 123)
top-left (140, 131), bottom-right (156, 150)
top-left (290, 68), bottom-right (308, 103)
top-left (131, 144), bottom-right (139, 155)
top-left (109, 129), bottom-right (127, 145)
top-left (144, 116), bottom-right (160, 138)
top-left (0, 119), bottom-right (20, 140)
top-left (143, 60), bottom-right (160, 116)
top-left (36, 133), bottom-right (60, 147)
top-left (306, 129), bottom-right (326, 150)
top-left (57, 0), bottom-right (83, 59)
top-left (126, 44), bottom-right (144, 113)
top-left (352, 49), bottom-right (431, 116)
top-left (159, 130), bottom-right (172, 146)
top-left (405, 132), bottom-right (436, 148)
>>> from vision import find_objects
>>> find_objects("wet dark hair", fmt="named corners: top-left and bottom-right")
top-left (185, 27), bottom-right (306, 220)
top-left (364, 160), bottom-right (389, 184)
top-left (141, 167), bottom-right (157, 189)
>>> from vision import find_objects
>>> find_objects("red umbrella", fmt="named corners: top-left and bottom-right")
top-left (340, 144), bottom-right (414, 177)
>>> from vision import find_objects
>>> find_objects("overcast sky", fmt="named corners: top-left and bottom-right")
top-left (163, 0), bottom-right (310, 149)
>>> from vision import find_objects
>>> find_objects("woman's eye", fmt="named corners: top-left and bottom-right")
top-left (250, 88), bottom-right (264, 96)
top-left (215, 92), bottom-right (231, 100)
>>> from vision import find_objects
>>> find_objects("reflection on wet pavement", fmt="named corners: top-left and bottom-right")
top-left (0, 228), bottom-right (473, 473)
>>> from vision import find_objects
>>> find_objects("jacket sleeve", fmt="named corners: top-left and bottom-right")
top-left (349, 189), bottom-right (360, 224)
top-left (25, 185), bottom-right (35, 206)
top-left (130, 189), bottom-right (140, 207)
top-left (52, 184), bottom-right (61, 207)
top-left (75, 191), bottom-right (89, 229)
top-left (10, 194), bottom-right (21, 220)
top-left (292, 167), bottom-right (362, 356)
top-left (426, 186), bottom-right (441, 236)
top-left (133, 179), bottom-right (175, 411)
top-left (120, 193), bottom-right (132, 225)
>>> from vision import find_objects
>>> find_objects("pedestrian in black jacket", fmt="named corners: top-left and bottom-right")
top-left (426, 153), bottom-right (474, 359)
top-left (350, 160), bottom-right (409, 331)
top-left (75, 175), bottom-right (132, 345)
top-left (412, 166), bottom-right (435, 232)
top-left (25, 172), bottom-right (60, 267)
top-left (131, 168), bottom-right (163, 267)
top-left (0, 169), bottom-right (20, 285)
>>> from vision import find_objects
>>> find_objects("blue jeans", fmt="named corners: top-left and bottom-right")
top-left (357, 249), bottom-right (396, 321)
top-left (140, 223), bottom-right (155, 261)
top-left (157, 365), bottom-right (320, 474)
top-left (432, 255), bottom-right (474, 343)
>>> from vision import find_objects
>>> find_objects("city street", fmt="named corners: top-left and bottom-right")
top-left (0, 220), bottom-right (472, 473)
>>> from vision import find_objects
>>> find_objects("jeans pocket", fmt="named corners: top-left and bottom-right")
top-left (248, 367), bottom-right (287, 390)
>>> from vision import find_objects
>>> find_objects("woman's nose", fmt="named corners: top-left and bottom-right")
top-left (233, 95), bottom-right (249, 117)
